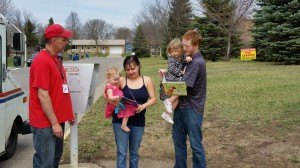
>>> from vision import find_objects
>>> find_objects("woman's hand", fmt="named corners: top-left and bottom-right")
top-left (135, 104), bottom-right (146, 113)
top-left (158, 69), bottom-right (167, 78)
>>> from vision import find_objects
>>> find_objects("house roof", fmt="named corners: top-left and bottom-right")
top-left (71, 39), bottom-right (125, 46)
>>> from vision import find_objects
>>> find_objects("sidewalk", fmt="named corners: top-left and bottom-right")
top-left (107, 54), bottom-right (122, 58)
top-left (60, 159), bottom-right (174, 168)
top-left (60, 163), bottom-right (101, 168)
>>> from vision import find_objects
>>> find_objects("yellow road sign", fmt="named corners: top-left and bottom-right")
top-left (241, 48), bottom-right (256, 60)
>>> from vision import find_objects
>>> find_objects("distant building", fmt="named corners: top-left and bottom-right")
top-left (69, 39), bottom-right (125, 54)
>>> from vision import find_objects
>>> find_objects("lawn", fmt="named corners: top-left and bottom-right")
top-left (61, 57), bottom-right (300, 167)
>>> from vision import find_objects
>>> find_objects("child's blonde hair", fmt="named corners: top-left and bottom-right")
top-left (105, 67), bottom-right (120, 79)
top-left (167, 38), bottom-right (183, 55)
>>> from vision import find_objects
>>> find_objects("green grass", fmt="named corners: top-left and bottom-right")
top-left (61, 57), bottom-right (300, 167)
top-left (206, 60), bottom-right (300, 127)
top-left (7, 56), bottom-right (13, 67)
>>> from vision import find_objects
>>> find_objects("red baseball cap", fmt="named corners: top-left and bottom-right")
top-left (44, 24), bottom-right (73, 40)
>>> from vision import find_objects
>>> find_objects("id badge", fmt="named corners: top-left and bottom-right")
top-left (62, 84), bottom-right (69, 93)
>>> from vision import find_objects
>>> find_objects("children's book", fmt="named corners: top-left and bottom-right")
top-left (121, 96), bottom-right (138, 107)
top-left (162, 81), bottom-right (187, 96)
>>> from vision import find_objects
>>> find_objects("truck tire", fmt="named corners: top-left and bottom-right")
top-left (0, 122), bottom-right (18, 160)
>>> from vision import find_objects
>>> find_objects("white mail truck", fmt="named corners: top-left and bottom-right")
top-left (0, 14), bottom-right (30, 160)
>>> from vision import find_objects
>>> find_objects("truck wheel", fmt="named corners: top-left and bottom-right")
top-left (0, 122), bottom-right (18, 160)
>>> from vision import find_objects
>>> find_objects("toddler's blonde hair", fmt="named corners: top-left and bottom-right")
top-left (105, 67), bottom-right (120, 79)
top-left (167, 38), bottom-right (183, 55)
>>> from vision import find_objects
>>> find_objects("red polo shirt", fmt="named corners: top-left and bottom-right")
top-left (29, 50), bottom-right (74, 128)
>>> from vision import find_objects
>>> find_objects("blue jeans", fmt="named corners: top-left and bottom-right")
top-left (31, 123), bottom-right (65, 168)
top-left (172, 108), bottom-right (206, 168)
top-left (113, 123), bottom-right (145, 168)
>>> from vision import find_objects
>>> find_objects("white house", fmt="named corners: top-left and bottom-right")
top-left (69, 39), bottom-right (125, 54)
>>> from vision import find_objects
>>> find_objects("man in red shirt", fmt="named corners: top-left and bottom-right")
top-left (29, 24), bottom-right (74, 168)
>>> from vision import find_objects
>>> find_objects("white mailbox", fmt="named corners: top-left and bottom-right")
top-left (63, 63), bottom-right (100, 168)
top-left (64, 63), bottom-right (99, 113)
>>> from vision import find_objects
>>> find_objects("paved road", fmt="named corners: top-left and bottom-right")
top-left (0, 57), bottom-right (123, 168)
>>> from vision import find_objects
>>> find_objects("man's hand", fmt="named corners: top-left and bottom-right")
top-left (52, 123), bottom-right (63, 139)
top-left (68, 120), bottom-right (75, 125)
top-left (68, 113), bottom-right (76, 126)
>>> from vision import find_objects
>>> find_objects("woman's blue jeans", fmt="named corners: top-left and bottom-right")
top-left (30, 123), bottom-right (65, 168)
top-left (113, 123), bottom-right (145, 168)
top-left (172, 108), bottom-right (206, 168)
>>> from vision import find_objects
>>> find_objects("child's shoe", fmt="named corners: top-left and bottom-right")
top-left (163, 99), bottom-right (173, 113)
top-left (161, 112), bottom-right (174, 124)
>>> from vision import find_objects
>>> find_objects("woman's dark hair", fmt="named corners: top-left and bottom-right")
top-left (123, 55), bottom-right (141, 75)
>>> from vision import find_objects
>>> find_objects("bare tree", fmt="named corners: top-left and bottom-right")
top-left (199, 0), bottom-right (255, 60)
top-left (133, 0), bottom-right (170, 55)
top-left (13, 8), bottom-right (24, 30)
top-left (12, 9), bottom-right (37, 31)
top-left (102, 23), bottom-right (114, 40)
top-left (1, 0), bottom-right (17, 47)
top-left (65, 11), bottom-right (82, 39)
top-left (114, 27), bottom-right (133, 40)
top-left (83, 19), bottom-right (114, 54)
top-left (0, 0), bottom-right (15, 22)
top-left (35, 23), bottom-right (45, 38)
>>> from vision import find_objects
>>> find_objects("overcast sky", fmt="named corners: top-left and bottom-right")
top-left (11, 0), bottom-right (144, 28)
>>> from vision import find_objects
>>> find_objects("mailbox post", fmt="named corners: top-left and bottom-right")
top-left (64, 63), bottom-right (100, 168)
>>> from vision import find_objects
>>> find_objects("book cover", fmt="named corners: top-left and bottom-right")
top-left (162, 81), bottom-right (187, 96)
top-left (121, 97), bottom-right (138, 107)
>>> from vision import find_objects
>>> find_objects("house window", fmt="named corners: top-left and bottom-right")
top-left (87, 47), bottom-right (90, 49)
top-left (72, 46), bottom-right (76, 49)
top-left (81, 46), bottom-right (84, 50)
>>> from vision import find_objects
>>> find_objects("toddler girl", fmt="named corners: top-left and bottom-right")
top-left (104, 67), bottom-right (135, 132)
top-left (159, 38), bottom-right (192, 124)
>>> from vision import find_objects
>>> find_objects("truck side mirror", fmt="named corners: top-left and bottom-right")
top-left (13, 33), bottom-right (24, 51)
top-left (13, 56), bottom-right (24, 67)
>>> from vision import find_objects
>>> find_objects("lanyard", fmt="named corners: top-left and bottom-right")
top-left (44, 48), bottom-right (66, 83)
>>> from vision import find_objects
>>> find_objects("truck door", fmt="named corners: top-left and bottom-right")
top-left (0, 31), bottom-right (5, 153)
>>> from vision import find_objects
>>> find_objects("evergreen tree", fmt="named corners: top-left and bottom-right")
top-left (48, 17), bottom-right (54, 26)
top-left (133, 25), bottom-right (150, 58)
top-left (194, 16), bottom-right (242, 61)
top-left (162, 0), bottom-right (193, 59)
top-left (252, 0), bottom-right (300, 64)
top-left (201, 0), bottom-right (254, 60)
top-left (24, 19), bottom-right (38, 53)
top-left (194, 17), bottom-right (226, 61)
top-left (40, 17), bottom-right (55, 48)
